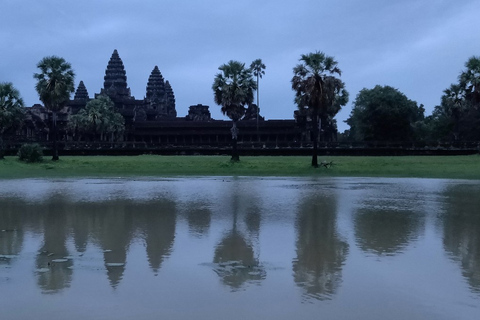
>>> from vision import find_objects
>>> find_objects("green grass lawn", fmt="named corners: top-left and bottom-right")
top-left (1, 155), bottom-right (479, 179)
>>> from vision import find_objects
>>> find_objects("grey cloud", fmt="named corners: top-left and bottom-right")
top-left (1, 0), bottom-right (480, 131)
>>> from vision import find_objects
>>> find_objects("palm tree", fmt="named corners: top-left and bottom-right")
top-left (34, 56), bottom-right (75, 161)
top-left (83, 97), bottom-right (104, 140)
top-left (459, 56), bottom-right (480, 107)
top-left (291, 51), bottom-right (348, 167)
top-left (442, 84), bottom-right (466, 141)
top-left (69, 95), bottom-right (124, 142)
top-left (0, 82), bottom-right (25, 159)
top-left (250, 59), bottom-right (266, 133)
top-left (213, 60), bottom-right (256, 161)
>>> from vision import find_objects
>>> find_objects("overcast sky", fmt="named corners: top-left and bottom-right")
top-left (2, 0), bottom-right (480, 132)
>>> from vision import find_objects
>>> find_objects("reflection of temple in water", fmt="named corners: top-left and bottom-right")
top-left (442, 184), bottom-right (480, 294)
top-left (137, 200), bottom-right (176, 274)
top-left (0, 199), bottom-right (25, 263)
top-left (3, 179), bottom-right (480, 319)
top-left (92, 201), bottom-right (134, 288)
top-left (0, 195), bottom-right (178, 292)
top-left (2, 179), bottom-right (480, 305)
top-left (35, 196), bottom-right (73, 294)
top-left (185, 201), bottom-right (211, 238)
top-left (89, 199), bottom-right (176, 287)
top-left (293, 190), bottom-right (348, 301)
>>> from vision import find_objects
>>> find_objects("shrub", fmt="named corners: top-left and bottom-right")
top-left (18, 143), bottom-right (43, 163)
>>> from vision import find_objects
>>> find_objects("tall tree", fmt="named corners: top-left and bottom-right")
top-left (346, 85), bottom-right (423, 142)
top-left (441, 84), bottom-right (466, 141)
top-left (68, 95), bottom-right (125, 141)
top-left (213, 60), bottom-right (256, 161)
top-left (34, 56), bottom-right (75, 161)
top-left (423, 105), bottom-right (455, 142)
top-left (292, 51), bottom-right (348, 167)
top-left (425, 57), bottom-right (480, 142)
top-left (456, 56), bottom-right (480, 140)
top-left (0, 82), bottom-right (25, 159)
top-left (250, 59), bottom-right (266, 131)
top-left (459, 56), bottom-right (480, 108)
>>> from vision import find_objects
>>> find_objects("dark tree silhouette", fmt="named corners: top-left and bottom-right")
top-left (250, 59), bottom-right (266, 133)
top-left (213, 60), bottom-right (256, 161)
top-left (34, 56), bottom-right (75, 161)
top-left (0, 82), bottom-right (24, 159)
top-left (292, 51), bottom-right (348, 167)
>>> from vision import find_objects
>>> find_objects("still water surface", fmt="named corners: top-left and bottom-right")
top-left (0, 177), bottom-right (479, 319)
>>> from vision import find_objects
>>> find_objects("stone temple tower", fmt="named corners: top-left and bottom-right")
top-left (74, 81), bottom-right (89, 101)
top-left (165, 80), bottom-right (176, 114)
top-left (101, 49), bottom-right (132, 100)
top-left (145, 66), bottom-right (176, 118)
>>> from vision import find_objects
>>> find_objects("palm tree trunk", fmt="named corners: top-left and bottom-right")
top-left (453, 108), bottom-right (460, 142)
top-left (0, 135), bottom-right (4, 160)
top-left (256, 74), bottom-right (260, 142)
top-left (311, 111), bottom-right (319, 167)
top-left (93, 120), bottom-right (97, 142)
top-left (231, 120), bottom-right (240, 162)
top-left (52, 111), bottom-right (59, 161)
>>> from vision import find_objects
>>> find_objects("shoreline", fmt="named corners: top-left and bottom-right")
top-left (1, 155), bottom-right (479, 180)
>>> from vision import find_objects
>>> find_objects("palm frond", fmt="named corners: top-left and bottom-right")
top-left (291, 51), bottom-right (348, 120)
top-left (34, 56), bottom-right (75, 111)
top-left (213, 60), bottom-right (256, 121)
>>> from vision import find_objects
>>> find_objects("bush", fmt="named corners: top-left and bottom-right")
top-left (17, 143), bottom-right (43, 163)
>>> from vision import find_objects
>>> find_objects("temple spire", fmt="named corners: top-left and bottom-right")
top-left (146, 66), bottom-right (165, 100)
top-left (74, 81), bottom-right (89, 101)
top-left (165, 80), bottom-right (176, 117)
top-left (103, 49), bottom-right (131, 99)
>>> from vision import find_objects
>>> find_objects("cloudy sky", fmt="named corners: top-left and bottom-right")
top-left (2, 0), bottom-right (480, 132)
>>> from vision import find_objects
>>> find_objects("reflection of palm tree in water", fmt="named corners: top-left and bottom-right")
top-left (354, 209), bottom-right (423, 256)
top-left (293, 191), bottom-right (348, 301)
top-left (442, 184), bottom-right (480, 295)
top-left (213, 217), bottom-right (265, 289)
top-left (212, 180), bottom-right (265, 290)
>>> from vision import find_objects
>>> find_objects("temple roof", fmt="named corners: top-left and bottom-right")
top-left (74, 81), bottom-right (89, 101)
top-left (103, 49), bottom-right (131, 98)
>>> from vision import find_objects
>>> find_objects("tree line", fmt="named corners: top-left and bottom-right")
top-left (345, 56), bottom-right (480, 144)
top-left (1, 53), bottom-right (479, 166)
top-left (213, 53), bottom-right (480, 166)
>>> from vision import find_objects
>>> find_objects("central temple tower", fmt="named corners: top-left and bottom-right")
top-left (101, 49), bottom-right (132, 100)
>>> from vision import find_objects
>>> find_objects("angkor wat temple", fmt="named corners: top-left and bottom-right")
top-left (15, 50), bottom-right (334, 155)
top-left (9, 50), bottom-right (477, 156)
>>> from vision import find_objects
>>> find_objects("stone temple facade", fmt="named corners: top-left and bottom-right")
top-left (18, 49), bottom-right (312, 151)
top-left (70, 49), bottom-right (178, 123)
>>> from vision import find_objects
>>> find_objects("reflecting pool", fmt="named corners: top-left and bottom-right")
top-left (1, 177), bottom-right (479, 319)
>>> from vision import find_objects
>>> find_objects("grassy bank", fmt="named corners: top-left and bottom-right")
top-left (0, 155), bottom-right (479, 180)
